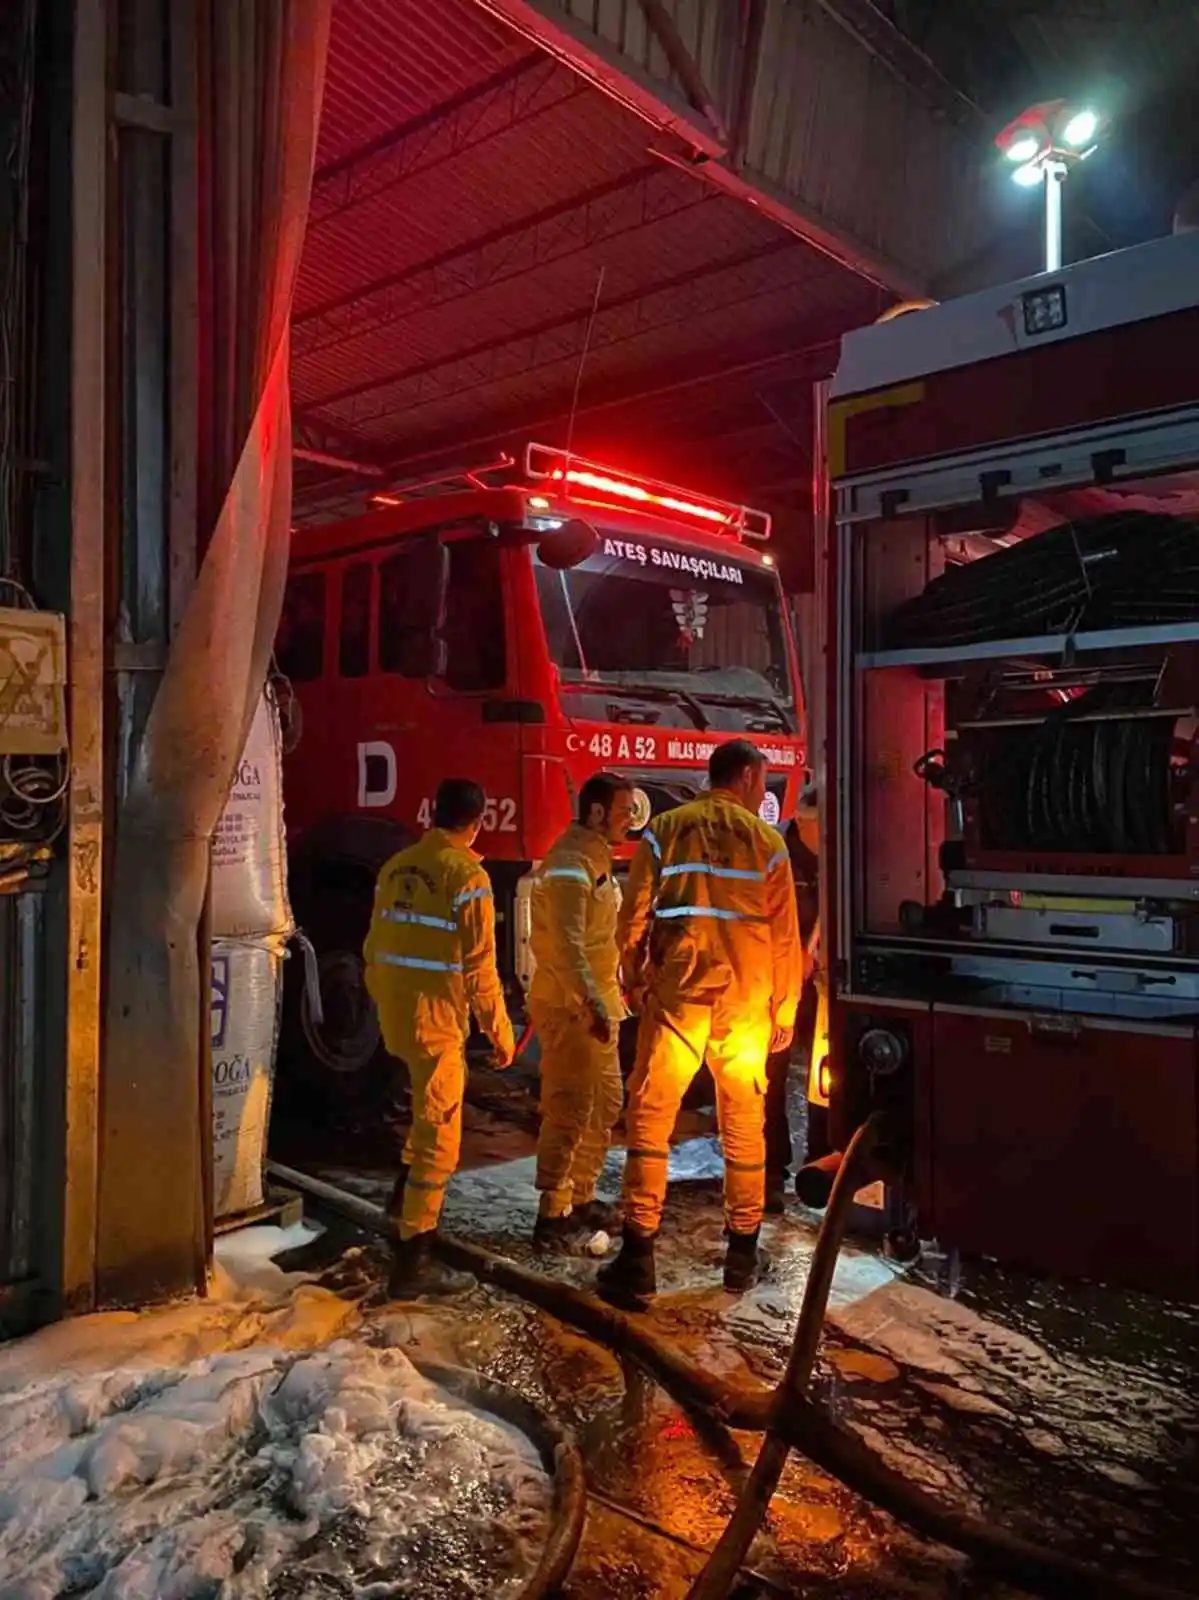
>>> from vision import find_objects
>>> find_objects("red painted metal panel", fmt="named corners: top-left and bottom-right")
top-left (928, 1009), bottom-right (1199, 1300)
top-left (841, 307), bottom-right (1199, 479)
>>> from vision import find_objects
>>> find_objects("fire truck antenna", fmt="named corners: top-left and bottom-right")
top-left (565, 266), bottom-right (606, 462)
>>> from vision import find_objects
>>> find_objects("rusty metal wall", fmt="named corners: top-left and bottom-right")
top-left (512, 0), bottom-right (991, 291)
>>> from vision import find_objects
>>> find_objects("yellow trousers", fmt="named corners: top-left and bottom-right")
top-left (530, 999), bottom-right (623, 1219)
top-left (382, 997), bottom-right (468, 1241)
top-left (623, 996), bottom-right (770, 1236)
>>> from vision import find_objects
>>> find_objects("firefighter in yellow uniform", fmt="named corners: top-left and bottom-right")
top-left (528, 774), bottom-right (637, 1251)
top-left (364, 777), bottom-right (515, 1297)
top-left (598, 739), bottom-right (802, 1307)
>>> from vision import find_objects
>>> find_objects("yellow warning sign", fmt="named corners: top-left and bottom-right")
top-left (0, 608), bottom-right (67, 756)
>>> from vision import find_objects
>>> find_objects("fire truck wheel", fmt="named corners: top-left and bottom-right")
top-left (281, 887), bottom-right (388, 1101)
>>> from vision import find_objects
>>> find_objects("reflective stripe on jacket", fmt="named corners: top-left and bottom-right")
top-left (618, 790), bottom-right (802, 1027)
top-left (363, 828), bottom-right (511, 1048)
top-left (529, 823), bottom-right (624, 1018)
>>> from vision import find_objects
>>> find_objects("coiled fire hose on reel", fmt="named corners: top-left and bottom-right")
top-left (267, 1131), bottom-right (1188, 1600)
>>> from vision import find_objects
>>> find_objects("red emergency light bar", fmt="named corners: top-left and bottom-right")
top-left (523, 442), bottom-right (771, 541)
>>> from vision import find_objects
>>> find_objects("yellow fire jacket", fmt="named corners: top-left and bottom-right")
top-left (363, 828), bottom-right (513, 1052)
top-left (618, 790), bottom-right (802, 1028)
top-left (529, 823), bottom-right (624, 1019)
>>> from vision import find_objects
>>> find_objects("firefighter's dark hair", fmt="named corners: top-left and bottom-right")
top-left (578, 772), bottom-right (635, 824)
top-left (708, 738), bottom-right (765, 789)
top-left (434, 778), bottom-right (487, 830)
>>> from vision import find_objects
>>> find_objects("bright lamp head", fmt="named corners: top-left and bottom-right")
top-left (1012, 160), bottom-right (1045, 188)
top-left (1062, 109), bottom-right (1098, 148)
top-left (1006, 134), bottom-right (1041, 164)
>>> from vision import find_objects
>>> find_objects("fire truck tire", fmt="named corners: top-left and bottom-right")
top-left (280, 885), bottom-right (390, 1103)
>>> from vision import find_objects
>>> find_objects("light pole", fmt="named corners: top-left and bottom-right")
top-left (995, 102), bottom-right (1102, 274)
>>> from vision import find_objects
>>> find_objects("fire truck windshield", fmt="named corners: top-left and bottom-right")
top-left (533, 531), bottom-right (796, 732)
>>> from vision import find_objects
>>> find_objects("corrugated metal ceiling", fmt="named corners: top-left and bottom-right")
top-left (294, 0), bottom-right (884, 537)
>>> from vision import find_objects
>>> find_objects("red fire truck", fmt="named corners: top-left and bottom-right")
top-left (277, 443), bottom-right (807, 1093)
top-left (804, 224), bottom-right (1199, 1299)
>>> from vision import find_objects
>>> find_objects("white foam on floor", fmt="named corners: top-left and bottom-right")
top-left (0, 1339), bottom-right (551, 1599)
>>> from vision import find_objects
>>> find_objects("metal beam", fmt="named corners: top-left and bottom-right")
top-left (292, 415), bottom-right (389, 475)
top-left (294, 330), bottom-right (841, 516)
top-left (302, 239), bottom-right (826, 426)
top-left (293, 163), bottom-right (710, 361)
top-left (473, 0), bottom-right (926, 296)
top-left (730, 0), bottom-right (767, 170)
top-left (308, 55), bottom-right (584, 228)
top-left (634, 0), bottom-right (728, 144)
top-left (470, 0), bottom-right (725, 155)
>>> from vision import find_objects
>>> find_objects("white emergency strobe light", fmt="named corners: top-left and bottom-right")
top-left (759, 792), bottom-right (781, 826)
top-left (629, 787), bottom-right (652, 832)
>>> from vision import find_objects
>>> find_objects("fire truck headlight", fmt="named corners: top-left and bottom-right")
top-left (858, 1027), bottom-right (906, 1077)
top-left (629, 787), bottom-right (652, 832)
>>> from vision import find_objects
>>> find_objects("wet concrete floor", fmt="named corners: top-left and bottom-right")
top-left (271, 1066), bottom-right (1199, 1598)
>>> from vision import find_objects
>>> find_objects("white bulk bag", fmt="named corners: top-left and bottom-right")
top-left (210, 938), bottom-right (283, 1220)
top-left (211, 688), bottom-right (292, 941)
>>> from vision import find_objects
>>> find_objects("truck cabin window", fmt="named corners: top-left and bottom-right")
top-left (277, 570), bottom-right (327, 683)
top-left (533, 534), bottom-right (794, 732)
top-left (442, 536), bottom-right (506, 691)
top-left (377, 531), bottom-right (506, 691)
top-left (378, 537), bottom-right (445, 677)
top-left (339, 561), bottom-right (372, 678)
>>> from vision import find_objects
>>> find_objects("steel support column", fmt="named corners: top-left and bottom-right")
top-left (92, 0), bottom-right (205, 1308)
top-left (63, 0), bottom-right (107, 1318)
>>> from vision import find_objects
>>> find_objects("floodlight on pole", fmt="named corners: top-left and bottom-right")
top-left (1063, 109), bottom-right (1098, 148)
top-left (994, 100), bottom-right (1103, 273)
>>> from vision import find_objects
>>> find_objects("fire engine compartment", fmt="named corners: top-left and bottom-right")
top-left (831, 423), bottom-right (1199, 1295)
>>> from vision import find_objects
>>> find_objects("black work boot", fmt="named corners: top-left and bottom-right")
top-left (387, 1232), bottom-right (474, 1299)
top-left (723, 1229), bottom-right (764, 1294)
top-left (532, 1214), bottom-right (581, 1256)
top-left (596, 1227), bottom-right (657, 1310)
top-left (572, 1199), bottom-right (621, 1234)
top-left (765, 1177), bottom-right (788, 1216)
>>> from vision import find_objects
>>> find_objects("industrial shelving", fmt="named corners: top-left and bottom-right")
top-left (857, 619), bottom-right (1199, 671)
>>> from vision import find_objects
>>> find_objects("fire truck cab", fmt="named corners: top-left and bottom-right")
top-left (278, 444), bottom-right (806, 1091)
top-left (808, 226), bottom-right (1199, 1298)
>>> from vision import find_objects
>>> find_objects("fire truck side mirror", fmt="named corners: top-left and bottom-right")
top-left (537, 518), bottom-right (599, 570)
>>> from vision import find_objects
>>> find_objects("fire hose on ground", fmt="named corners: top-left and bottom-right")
top-left (266, 1145), bottom-right (1189, 1600)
